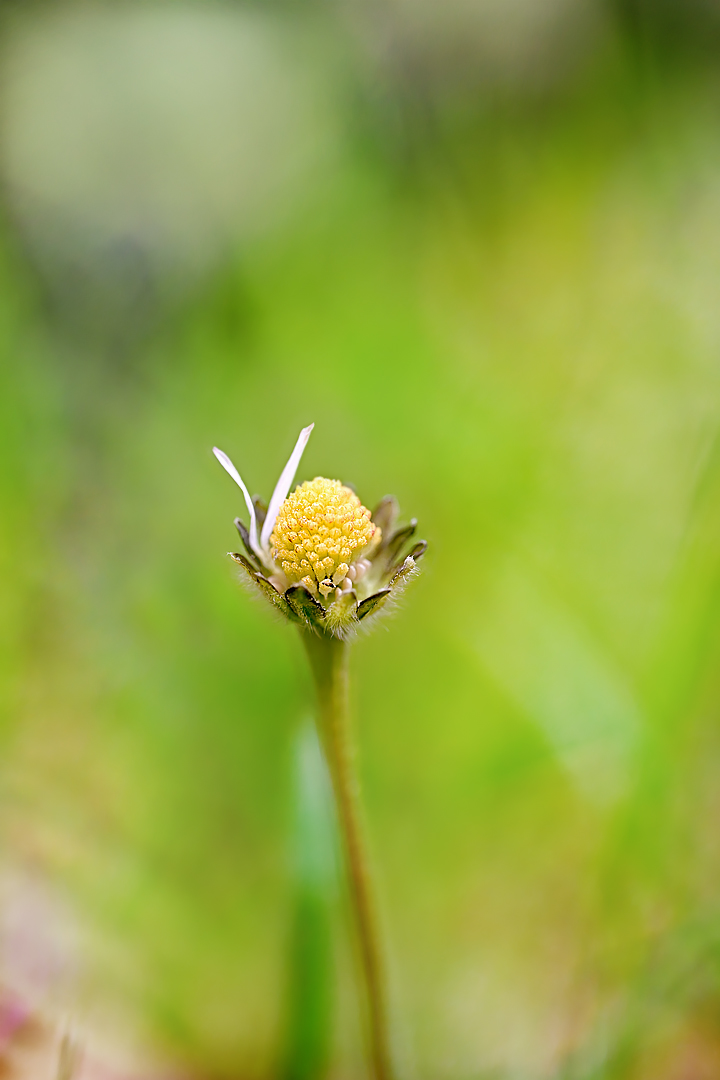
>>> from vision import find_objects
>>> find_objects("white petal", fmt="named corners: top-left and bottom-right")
top-left (260, 423), bottom-right (314, 553)
top-left (213, 447), bottom-right (260, 555)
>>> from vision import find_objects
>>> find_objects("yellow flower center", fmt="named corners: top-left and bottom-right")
top-left (271, 477), bottom-right (378, 588)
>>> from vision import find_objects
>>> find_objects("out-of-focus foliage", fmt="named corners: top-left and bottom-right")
top-left (2, 0), bottom-right (720, 1077)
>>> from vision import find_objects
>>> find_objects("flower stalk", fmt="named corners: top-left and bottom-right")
top-left (302, 629), bottom-right (394, 1080)
top-left (213, 424), bottom-right (425, 1078)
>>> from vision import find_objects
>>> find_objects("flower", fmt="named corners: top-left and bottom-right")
top-left (213, 424), bottom-right (426, 636)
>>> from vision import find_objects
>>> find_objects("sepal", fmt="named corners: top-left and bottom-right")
top-left (253, 573), bottom-right (291, 614)
top-left (390, 554), bottom-right (418, 584)
top-left (324, 589), bottom-right (359, 636)
top-left (229, 553), bottom-right (292, 617)
top-left (252, 496), bottom-right (268, 531)
top-left (357, 589), bottom-right (391, 620)
top-left (388, 539), bottom-right (427, 577)
top-left (382, 520), bottom-right (418, 568)
top-left (406, 539), bottom-right (427, 562)
top-left (234, 518), bottom-right (262, 567)
top-left (229, 551), bottom-right (258, 579)
top-left (371, 495), bottom-right (399, 536)
top-left (285, 584), bottom-right (326, 628)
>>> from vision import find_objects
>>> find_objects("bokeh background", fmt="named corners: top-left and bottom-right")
top-left (2, 0), bottom-right (720, 1076)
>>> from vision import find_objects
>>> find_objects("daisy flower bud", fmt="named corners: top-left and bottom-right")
top-left (213, 425), bottom-right (426, 636)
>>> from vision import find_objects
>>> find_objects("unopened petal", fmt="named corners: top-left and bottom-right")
top-left (213, 447), bottom-right (260, 555)
top-left (260, 423), bottom-right (314, 554)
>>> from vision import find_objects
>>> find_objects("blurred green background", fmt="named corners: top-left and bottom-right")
top-left (2, 0), bottom-right (720, 1076)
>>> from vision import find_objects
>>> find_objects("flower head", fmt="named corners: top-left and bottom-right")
top-left (213, 425), bottom-right (425, 636)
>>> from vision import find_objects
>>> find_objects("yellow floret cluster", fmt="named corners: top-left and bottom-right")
top-left (271, 477), bottom-right (377, 588)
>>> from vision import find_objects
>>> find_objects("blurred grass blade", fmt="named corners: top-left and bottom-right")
top-left (281, 721), bottom-right (337, 1080)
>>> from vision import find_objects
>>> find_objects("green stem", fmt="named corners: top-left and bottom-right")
top-left (302, 630), bottom-right (394, 1080)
